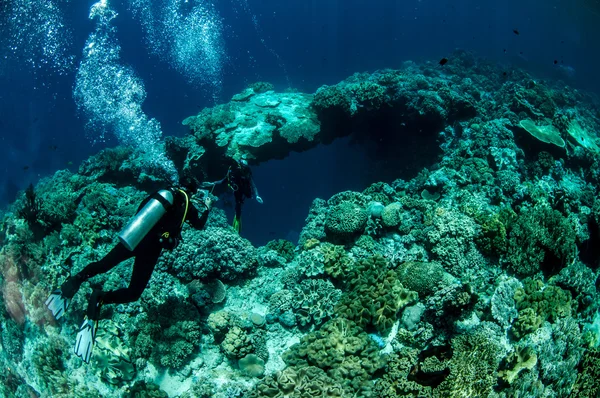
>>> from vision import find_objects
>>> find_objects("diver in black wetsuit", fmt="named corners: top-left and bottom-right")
top-left (45, 183), bottom-right (213, 363)
top-left (202, 158), bottom-right (262, 233)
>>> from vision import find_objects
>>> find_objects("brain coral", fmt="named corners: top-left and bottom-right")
top-left (324, 202), bottom-right (368, 239)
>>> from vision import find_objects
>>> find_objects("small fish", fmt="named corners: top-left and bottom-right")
top-left (67, 161), bottom-right (73, 166)
top-left (554, 60), bottom-right (558, 65)
top-left (49, 145), bottom-right (58, 151)
top-left (439, 58), bottom-right (448, 66)
top-left (503, 49), bottom-right (507, 53)
top-left (503, 71), bottom-right (508, 77)
top-left (513, 29), bottom-right (520, 35)
top-left (23, 166), bottom-right (29, 170)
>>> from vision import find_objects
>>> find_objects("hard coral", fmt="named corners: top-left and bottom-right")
top-left (396, 261), bottom-right (446, 298)
top-left (221, 326), bottom-right (253, 359)
top-left (381, 202), bottom-right (403, 228)
top-left (298, 199), bottom-right (328, 246)
top-left (133, 299), bottom-right (201, 369)
top-left (324, 201), bottom-right (368, 241)
top-left (166, 226), bottom-right (258, 281)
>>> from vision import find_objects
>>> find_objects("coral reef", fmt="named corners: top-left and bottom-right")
top-left (3, 51), bottom-right (600, 397)
top-left (282, 318), bottom-right (385, 395)
top-left (335, 255), bottom-right (417, 333)
top-left (164, 226), bottom-right (259, 281)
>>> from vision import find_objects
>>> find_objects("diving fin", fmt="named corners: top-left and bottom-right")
top-left (74, 317), bottom-right (97, 364)
top-left (45, 289), bottom-right (70, 320)
top-left (233, 215), bottom-right (241, 233)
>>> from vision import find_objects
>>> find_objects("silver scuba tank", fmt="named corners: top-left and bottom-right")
top-left (118, 189), bottom-right (175, 251)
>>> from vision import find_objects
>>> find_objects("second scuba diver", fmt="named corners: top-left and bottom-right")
top-left (202, 157), bottom-right (262, 233)
top-left (45, 182), bottom-right (213, 363)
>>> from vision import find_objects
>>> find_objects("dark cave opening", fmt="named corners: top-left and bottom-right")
top-left (237, 108), bottom-right (445, 247)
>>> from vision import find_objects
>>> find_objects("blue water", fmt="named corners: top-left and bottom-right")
top-left (1, 0), bottom-right (599, 245)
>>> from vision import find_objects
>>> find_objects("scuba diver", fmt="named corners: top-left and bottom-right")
top-left (45, 183), bottom-right (213, 363)
top-left (201, 158), bottom-right (262, 233)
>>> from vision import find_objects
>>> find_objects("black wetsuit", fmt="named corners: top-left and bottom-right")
top-left (228, 161), bottom-right (258, 230)
top-left (63, 188), bottom-right (209, 320)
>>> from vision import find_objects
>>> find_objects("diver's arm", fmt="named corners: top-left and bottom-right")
top-left (187, 198), bottom-right (211, 229)
top-left (250, 177), bottom-right (263, 204)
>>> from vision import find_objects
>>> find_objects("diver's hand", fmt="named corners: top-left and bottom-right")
top-left (255, 195), bottom-right (263, 204)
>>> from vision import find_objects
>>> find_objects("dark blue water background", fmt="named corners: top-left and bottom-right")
top-left (1, 0), bottom-right (599, 245)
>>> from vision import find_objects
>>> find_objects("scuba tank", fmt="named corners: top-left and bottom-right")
top-left (118, 189), bottom-right (175, 251)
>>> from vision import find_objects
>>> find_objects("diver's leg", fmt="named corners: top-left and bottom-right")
top-left (62, 243), bottom-right (134, 299)
top-left (233, 200), bottom-right (243, 232)
top-left (96, 244), bottom-right (162, 308)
